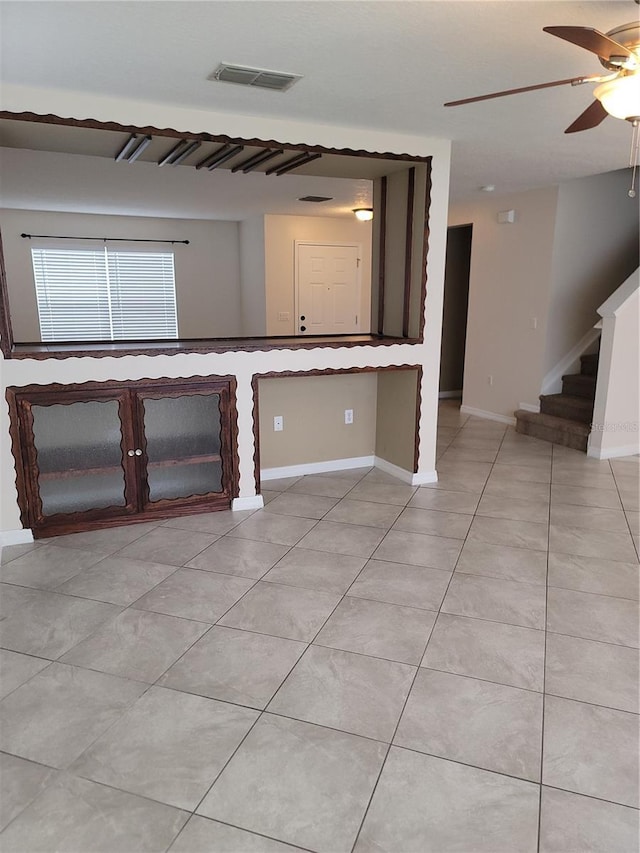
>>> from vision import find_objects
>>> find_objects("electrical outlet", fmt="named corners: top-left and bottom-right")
top-left (344, 409), bottom-right (354, 424)
top-left (273, 415), bottom-right (283, 432)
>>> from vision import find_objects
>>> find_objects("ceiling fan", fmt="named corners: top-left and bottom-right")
top-left (444, 19), bottom-right (640, 134)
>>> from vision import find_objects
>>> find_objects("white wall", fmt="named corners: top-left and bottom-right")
top-left (0, 208), bottom-right (242, 339)
top-left (0, 85), bottom-right (451, 540)
top-left (545, 169), bottom-right (640, 375)
top-left (264, 214), bottom-right (372, 336)
top-left (588, 270), bottom-right (640, 459)
top-left (449, 186), bottom-right (559, 419)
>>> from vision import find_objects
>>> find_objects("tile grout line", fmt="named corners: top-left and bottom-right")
top-left (349, 417), bottom-right (516, 852)
top-left (537, 439), bottom-right (555, 853)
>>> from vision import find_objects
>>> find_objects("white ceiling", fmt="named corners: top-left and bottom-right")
top-left (0, 0), bottom-right (638, 202)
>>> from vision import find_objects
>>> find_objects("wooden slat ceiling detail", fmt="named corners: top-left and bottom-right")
top-left (0, 117), bottom-right (418, 180)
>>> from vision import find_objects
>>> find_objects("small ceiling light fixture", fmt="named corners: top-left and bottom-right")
top-left (593, 73), bottom-right (640, 121)
top-left (353, 208), bottom-right (374, 221)
top-left (593, 72), bottom-right (640, 197)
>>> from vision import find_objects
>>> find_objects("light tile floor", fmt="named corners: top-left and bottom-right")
top-left (0, 400), bottom-right (638, 852)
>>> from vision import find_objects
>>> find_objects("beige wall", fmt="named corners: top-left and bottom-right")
top-left (0, 208), bottom-right (241, 340)
top-left (450, 169), bottom-right (639, 420)
top-left (375, 369), bottom-right (419, 472)
top-left (545, 169), bottom-right (640, 375)
top-left (258, 373), bottom-right (377, 469)
top-left (449, 186), bottom-right (559, 418)
top-left (263, 214), bottom-right (372, 337)
top-left (239, 216), bottom-right (266, 336)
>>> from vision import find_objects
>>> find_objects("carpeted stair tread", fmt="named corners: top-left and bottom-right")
top-left (515, 409), bottom-right (591, 451)
top-left (539, 393), bottom-right (594, 424)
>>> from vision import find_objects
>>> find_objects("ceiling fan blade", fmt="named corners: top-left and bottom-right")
top-left (543, 26), bottom-right (634, 63)
top-left (444, 75), bottom-right (601, 107)
top-left (564, 99), bottom-right (609, 133)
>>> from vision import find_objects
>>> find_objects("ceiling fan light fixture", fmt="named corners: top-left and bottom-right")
top-left (353, 208), bottom-right (373, 221)
top-left (594, 74), bottom-right (640, 120)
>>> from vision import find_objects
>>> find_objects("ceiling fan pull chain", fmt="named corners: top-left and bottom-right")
top-left (629, 120), bottom-right (639, 198)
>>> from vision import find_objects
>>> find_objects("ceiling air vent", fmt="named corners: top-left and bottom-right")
top-left (298, 196), bottom-right (333, 203)
top-left (210, 63), bottom-right (302, 92)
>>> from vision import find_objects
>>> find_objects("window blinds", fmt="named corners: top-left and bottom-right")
top-left (31, 247), bottom-right (178, 342)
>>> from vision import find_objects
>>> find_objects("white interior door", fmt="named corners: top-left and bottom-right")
top-left (296, 243), bottom-right (360, 335)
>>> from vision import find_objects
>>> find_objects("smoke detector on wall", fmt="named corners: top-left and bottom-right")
top-left (209, 63), bottom-right (302, 92)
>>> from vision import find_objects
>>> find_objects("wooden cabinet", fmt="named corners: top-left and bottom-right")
top-left (7, 377), bottom-right (239, 537)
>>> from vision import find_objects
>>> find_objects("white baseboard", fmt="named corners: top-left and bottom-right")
top-left (0, 529), bottom-right (34, 548)
top-left (261, 456), bottom-right (375, 481)
top-left (587, 442), bottom-right (640, 460)
top-left (374, 456), bottom-right (437, 486)
top-left (518, 402), bottom-right (540, 414)
top-left (438, 390), bottom-right (462, 399)
top-left (260, 454), bottom-right (435, 487)
top-left (231, 496), bottom-right (264, 511)
top-left (460, 405), bottom-right (516, 426)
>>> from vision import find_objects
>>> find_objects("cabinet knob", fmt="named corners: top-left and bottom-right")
top-left (127, 449), bottom-right (135, 457)
top-left (135, 449), bottom-right (143, 457)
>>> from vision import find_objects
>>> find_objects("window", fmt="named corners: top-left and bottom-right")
top-left (31, 247), bottom-right (178, 342)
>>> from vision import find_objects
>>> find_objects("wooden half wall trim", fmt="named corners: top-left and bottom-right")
top-left (0, 230), bottom-right (12, 358)
top-left (250, 364), bottom-right (423, 493)
top-left (419, 159), bottom-right (433, 341)
top-left (0, 110), bottom-right (433, 357)
top-left (402, 166), bottom-right (416, 338)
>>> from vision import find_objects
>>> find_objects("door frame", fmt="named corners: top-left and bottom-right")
top-left (294, 241), bottom-right (362, 336)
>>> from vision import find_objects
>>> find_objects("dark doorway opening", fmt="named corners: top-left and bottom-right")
top-left (439, 224), bottom-right (472, 399)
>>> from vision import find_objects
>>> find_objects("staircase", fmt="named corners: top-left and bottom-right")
top-left (515, 351), bottom-right (598, 452)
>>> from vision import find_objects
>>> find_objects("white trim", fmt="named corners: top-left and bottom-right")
top-left (0, 529), bottom-right (34, 548)
top-left (459, 405), bottom-right (516, 426)
top-left (587, 441), bottom-right (640, 460)
top-left (597, 268), bottom-right (639, 318)
top-left (261, 456), bottom-right (375, 481)
top-left (438, 390), bottom-right (462, 399)
top-left (231, 496), bottom-right (264, 511)
top-left (518, 402), bottom-right (540, 414)
top-left (541, 326), bottom-right (601, 396)
top-left (373, 456), bottom-right (437, 485)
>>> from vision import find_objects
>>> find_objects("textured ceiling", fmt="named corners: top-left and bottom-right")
top-left (0, 0), bottom-right (638, 201)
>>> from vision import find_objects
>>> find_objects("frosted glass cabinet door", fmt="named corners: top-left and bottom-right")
top-left (141, 393), bottom-right (223, 504)
top-left (31, 399), bottom-right (128, 516)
